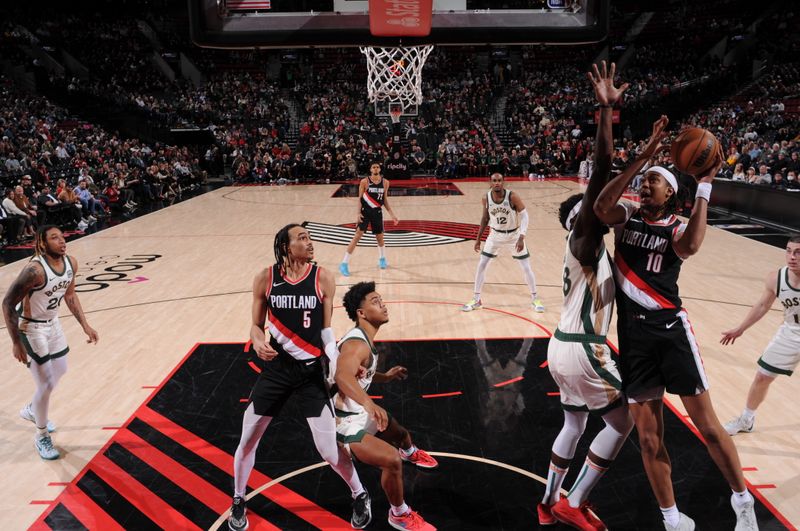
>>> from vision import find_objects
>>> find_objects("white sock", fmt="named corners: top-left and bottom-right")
top-left (473, 293), bottom-right (481, 302)
top-left (342, 252), bottom-right (351, 264)
top-left (378, 246), bottom-right (386, 259)
top-left (36, 427), bottom-right (49, 438)
top-left (660, 505), bottom-right (680, 527)
top-left (391, 502), bottom-right (409, 516)
top-left (542, 463), bottom-right (568, 505)
top-left (568, 459), bottom-right (608, 507)
top-left (742, 408), bottom-right (756, 421)
top-left (399, 444), bottom-right (417, 457)
top-left (731, 489), bottom-right (753, 506)
top-left (352, 487), bottom-right (365, 498)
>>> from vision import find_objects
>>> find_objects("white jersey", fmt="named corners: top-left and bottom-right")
top-left (334, 327), bottom-right (378, 414)
top-left (777, 266), bottom-right (800, 330)
top-left (22, 256), bottom-right (74, 322)
top-left (557, 233), bottom-right (614, 338)
top-left (487, 190), bottom-right (518, 232)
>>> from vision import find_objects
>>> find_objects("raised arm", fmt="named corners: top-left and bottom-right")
top-left (2, 261), bottom-right (45, 364)
top-left (721, 269), bottom-right (779, 345)
top-left (63, 257), bottom-right (98, 344)
top-left (594, 115), bottom-right (669, 225)
top-left (250, 268), bottom-right (277, 361)
top-left (573, 61), bottom-right (629, 235)
top-left (474, 195), bottom-right (490, 253)
top-left (672, 147), bottom-right (724, 258)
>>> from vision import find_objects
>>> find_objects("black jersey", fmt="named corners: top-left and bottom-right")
top-left (361, 177), bottom-right (385, 209)
top-left (613, 209), bottom-right (685, 314)
top-left (266, 263), bottom-right (324, 361)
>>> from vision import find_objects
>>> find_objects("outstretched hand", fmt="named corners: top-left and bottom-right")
top-left (587, 60), bottom-right (629, 107)
top-left (640, 115), bottom-right (670, 160)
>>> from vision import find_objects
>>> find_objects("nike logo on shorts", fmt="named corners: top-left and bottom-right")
top-left (273, 282), bottom-right (286, 287)
top-left (666, 320), bottom-right (679, 329)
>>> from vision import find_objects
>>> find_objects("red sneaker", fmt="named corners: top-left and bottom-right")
top-left (388, 508), bottom-right (436, 531)
top-left (551, 498), bottom-right (606, 531)
top-left (400, 448), bottom-right (438, 469)
top-left (537, 502), bottom-right (557, 526)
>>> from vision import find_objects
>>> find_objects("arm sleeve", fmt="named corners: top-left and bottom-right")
top-left (518, 208), bottom-right (529, 236)
top-left (321, 327), bottom-right (338, 361)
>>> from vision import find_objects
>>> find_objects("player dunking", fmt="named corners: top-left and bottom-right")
top-left (539, 61), bottom-right (634, 530)
top-left (228, 224), bottom-right (369, 531)
top-left (339, 163), bottom-right (399, 276)
top-left (2, 225), bottom-right (99, 460)
top-left (462, 173), bottom-right (544, 313)
top-left (721, 235), bottom-right (800, 435)
top-left (334, 281), bottom-right (438, 531)
top-left (594, 120), bottom-right (758, 531)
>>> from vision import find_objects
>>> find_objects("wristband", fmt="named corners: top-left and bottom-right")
top-left (695, 182), bottom-right (712, 202)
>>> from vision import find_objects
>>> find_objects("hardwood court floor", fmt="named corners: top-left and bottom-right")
top-left (0, 180), bottom-right (797, 529)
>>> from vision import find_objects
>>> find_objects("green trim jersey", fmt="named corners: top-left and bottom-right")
top-left (334, 327), bottom-right (379, 414)
top-left (777, 266), bottom-right (800, 330)
top-left (23, 256), bottom-right (74, 322)
top-left (487, 190), bottom-right (518, 232)
top-left (558, 233), bottom-right (614, 337)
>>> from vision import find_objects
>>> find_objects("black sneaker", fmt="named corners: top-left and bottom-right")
top-left (228, 496), bottom-right (248, 531)
top-left (351, 490), bottom-right (372, 529)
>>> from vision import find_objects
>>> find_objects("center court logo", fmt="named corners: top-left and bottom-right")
top-left (302, 220), bottom-right (485, 247)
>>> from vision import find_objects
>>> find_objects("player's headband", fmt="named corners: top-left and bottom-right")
top-left (565, 200), bottom-right (582, 231)
top-left (645, 166), bottom-right (678, 191)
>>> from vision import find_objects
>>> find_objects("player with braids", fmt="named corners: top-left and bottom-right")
top-left (228, 223), bottom-right (370, 531)
top-left (3, 225), bottom-right (99, 460)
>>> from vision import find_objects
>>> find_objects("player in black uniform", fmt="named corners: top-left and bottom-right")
top-left (594, 120), bottom-right (758, 531)
top-left (228, 223), bottom-right (370, 531)
top-left (339, 163), bottom-right (399, 276)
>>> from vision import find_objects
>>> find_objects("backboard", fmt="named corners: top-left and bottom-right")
top-left (189, 0), bottom-right (609, 49)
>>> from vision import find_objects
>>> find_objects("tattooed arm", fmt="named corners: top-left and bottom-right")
top-left (63, 256), bottom-right (99, 345)
top-left (2, 261), bottom-right (46, 364)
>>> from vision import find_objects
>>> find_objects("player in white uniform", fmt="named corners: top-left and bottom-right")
top-left (2, 225), bottom-right (99, 460)
top-left (462, 173), bottom-right (545, 313)
top-left (538, 62), bottom-right (634, 530)
top-left (334, 281), bottom-right (437, 531)
top-left (721, 235), bottom-right (800, 435)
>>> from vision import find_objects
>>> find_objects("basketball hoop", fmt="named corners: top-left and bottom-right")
top-left (360, 45), bottom-right (433, 116)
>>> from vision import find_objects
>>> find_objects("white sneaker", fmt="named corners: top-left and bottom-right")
top-left (731, 494), bottom-right (758, 531)
top-left (532, 298), bottom-right (545, 313)
top-left (34, 433), bottom-right (60, 460)
top-left (20, 404), bottom-right (56, 432)
top-left (88, 215), bottom-right (97, 223)
top-left (77, 221), bottom-right (89, 231)
top-left (461, 298), bottom-right (482, 312)
top-left (724, 414), bottom-right (754, 436)
top-left (664, 513), bottom-right (695, 531)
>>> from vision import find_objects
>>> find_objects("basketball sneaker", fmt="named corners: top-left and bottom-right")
top-left (34, 433), bottom-right (59, 460)
top-left (731, 494), bottom-right (758, 531)
top-left (379, 257), bottom-right (388, 269)
top-left (537, 502), bottom-right (557, 526)
top-left (532, 298), bottom-right (546, 313)
top-left (20, 403), bottom-right (56, 432)
top-left (461, 298), bottom-right (482, 312)
top-left (228, 496), bottom-right (248, 531)
top-left (551, 498), bottom-right (606, 530)
top-left (351, 490), bottom-right (372, 529)
top-left (339, 262), bottom-right (351, 277)
top-left (724, 414), bottom-right (754, 436)
top-left (400, 448), bottom-right (438, 469)
top-left (388, 508), bottom-right (435, 531)
top-left (663, 513), bottom-right (695, 531)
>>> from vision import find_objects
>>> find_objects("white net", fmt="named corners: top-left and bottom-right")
top-left (360, 45), bottom-right (434, 115)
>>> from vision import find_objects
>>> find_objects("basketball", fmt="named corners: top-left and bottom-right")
top-left (670, 127), bottom-right (720, 177)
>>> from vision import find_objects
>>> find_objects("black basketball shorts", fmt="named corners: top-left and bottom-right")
top-left (249, 348), bottom-right (330, 418)
top-left (618, 308), bottom-right (710, 399)
top-left (358, 207), bottom-right (384, 234)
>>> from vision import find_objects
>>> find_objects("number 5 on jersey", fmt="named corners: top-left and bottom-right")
top-left (303, 310), bottom-right (311, 328)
